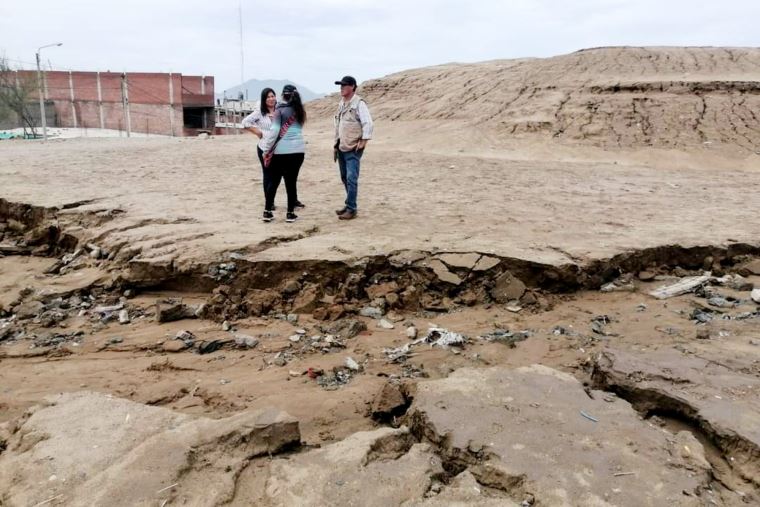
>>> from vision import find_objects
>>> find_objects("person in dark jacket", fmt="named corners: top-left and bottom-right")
top-left (260, 84), bottom-right (307, 223)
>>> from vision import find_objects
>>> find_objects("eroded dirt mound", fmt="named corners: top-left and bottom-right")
top-left (407, 364), bottom-right (714, 506)
top-left (0, 392), bottom-right (299, 506)
top-left (312, 47), bottom-right (760, 151)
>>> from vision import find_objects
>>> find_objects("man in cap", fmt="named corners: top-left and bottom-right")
top-left (333, 75), bottom-right (373, 220)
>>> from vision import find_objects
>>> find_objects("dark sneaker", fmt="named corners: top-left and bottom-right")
top-left (338, 210), bottom-right (357, 220)
top-left (262, 210), bottom-right (274, 222)
top-left (286, 212), bottom-right (298, 223)
top-left (335, 207), bottom-right (347, 215)
top-left (295, 201), bottom-right (305, 209)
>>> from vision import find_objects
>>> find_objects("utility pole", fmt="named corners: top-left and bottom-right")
top-left (239, 1), bottom-right (246, 99)
top-left (35, 42), bottom-right (62, 141)
top-left (168, 73), bottom-right (175, 136)
top-left (121, 72), bottom-right (132, 137)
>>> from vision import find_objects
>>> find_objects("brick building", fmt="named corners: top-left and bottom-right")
top-left (12, 70), bottom-right (214, 136)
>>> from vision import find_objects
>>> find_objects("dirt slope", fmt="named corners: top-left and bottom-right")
top-left (313, 47), bottom-right (760, 151)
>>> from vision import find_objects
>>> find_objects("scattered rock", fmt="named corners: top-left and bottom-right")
top-left (695, 327), bottom-right (710, 340)
top-left (743, 259), bottom-right (760, 276)
top-left (638, 270), bottom-right (656, 281)
top-left (377, 319), bottom-right (395, 329)
top-left (291, 284), bottom-right (322, 313)
top-left (490, 271), bottom-right (526, 303)
top-left (359, 306), bottom-right (384, 319)
top-left (234, 334), bottom-right (259, 349)
top-left (14, 300), bottom-right (45, 320)
top-left (325, 318), bottom-right (367, 339)
top-left (365, 281), bottom-right (399, 299)
top-left (435, 253), bottom-right (480, 270)
top-left (371, 382), bottom-right (408, 421)
top-left (406, 326), bottom-right (418, 339)
top-left (118, 309), bottom-right (130, 324)
top-left (752, 288), bottom-right (760, 304)
top-left (156, 301), bottom-right (197, 323)
top-left (426, 259), bottom-right (462, 286)
top-left (245, 289), bottom-right (281, 317)
top-left (175, 330), bottom-right (195, 346)
top-left (281, 279), bottom-right (302, 296)
top-left (345, 356), bottom-right (361, 371)
top-left (222, 320), bottom-right (231, 331)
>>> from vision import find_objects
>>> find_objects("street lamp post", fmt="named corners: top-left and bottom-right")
top-left (35, 42), bottom-right (62, 141)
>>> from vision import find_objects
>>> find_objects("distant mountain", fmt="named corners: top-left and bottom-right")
top-left (216, 79), bottom-right (324, 103)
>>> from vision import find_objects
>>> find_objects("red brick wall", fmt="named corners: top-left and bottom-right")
top-left (15, 70), bottom-right (213, 136)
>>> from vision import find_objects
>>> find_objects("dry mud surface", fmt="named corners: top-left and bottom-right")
top-left (2, 47), bottom-right (760, 506)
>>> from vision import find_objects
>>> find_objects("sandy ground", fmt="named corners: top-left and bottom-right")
top-left (1, 119), bottom-right (760, 269)
top-left (2, 47), bottom-right (760, 505)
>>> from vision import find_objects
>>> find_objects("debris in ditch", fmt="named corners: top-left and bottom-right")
top-left (345, 356), bottom-right (361, 371)
top-left (175, 330), bottom-right (196, 347)
top-left (271, 351), bottom-right (295, 367)
top-left (118, 309), bottom-right (130, 324)
top-left (649, 274), bottom-right (711, 299)
top-left (706, 296), bottom-right (736, 308)
top-left (752, 289), bottom-right (760, 304)
top-left (478, 329), bottom-right (531, 347)
top-left (406, 326), bottom-right (418, 339)
top-left (29, 331), bottom-right (79, 348)
top-left (580, 410), bottom-right (599, 423)
top-left (383, 326), bottom-right (467, 362)
top-left (208, 262), bottom-right (236, 281)
top-left (601, 280), bottom-right (636, 293)
top-left (426, 327), bottom-right (466, 348)
top-left (377, 319), bottom-right (394, 329)
top-left (590, 315), bottom-right (618, 337)
top-left (636, 303), bottom-right (648, 312)
top-left (92, 302), bottom-right (124, 314)
top-left (384, 342), bottom-right (415, 363)
top-left (690, 309), bottom-right (714, 323)
top-left (714, 274), bottom-right (754, 291)
top-left (307, 367), bottom-right (324, 379)
top-left (316, 366), bottom-right (354, 390)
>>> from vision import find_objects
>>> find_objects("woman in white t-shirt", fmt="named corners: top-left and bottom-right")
top-left (242, 88), bottom-right (277, 205)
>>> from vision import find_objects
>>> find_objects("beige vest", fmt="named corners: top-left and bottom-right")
top-left (335, 95), bottom-right (365, 152)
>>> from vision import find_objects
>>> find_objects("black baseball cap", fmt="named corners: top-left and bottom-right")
top-left (334, 75), bottom-right (357, 87)
top-left (282, 84), bottom-right (297, 94)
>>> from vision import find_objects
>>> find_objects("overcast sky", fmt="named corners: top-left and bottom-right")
top-left (2, 1), bottom-right (758, 94)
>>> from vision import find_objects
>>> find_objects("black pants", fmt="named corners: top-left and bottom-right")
top-left (256, 147), bottom-right (269, 198)
top-left (265, 153), bottom-right (304, 213)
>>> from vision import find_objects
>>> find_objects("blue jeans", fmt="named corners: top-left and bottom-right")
top-left (338, 149), bottom-right (363, 212)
